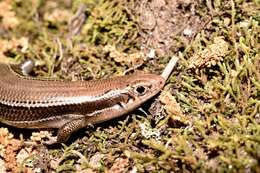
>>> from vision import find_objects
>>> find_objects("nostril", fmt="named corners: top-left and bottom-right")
top-left (160, 80), bottom-right (166, 86)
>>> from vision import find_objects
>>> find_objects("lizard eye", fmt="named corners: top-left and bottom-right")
top-left (134, 85), bottom-right (147, 96)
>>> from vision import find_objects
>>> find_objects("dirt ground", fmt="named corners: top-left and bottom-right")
top-left (0, 0), bottom-right (259, 172)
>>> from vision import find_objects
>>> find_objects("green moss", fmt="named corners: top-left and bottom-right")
top-left (0, 0), bottom-right (259, 172)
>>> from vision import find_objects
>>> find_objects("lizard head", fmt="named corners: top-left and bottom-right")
top-left (120, 73), bottom-right (165, 110)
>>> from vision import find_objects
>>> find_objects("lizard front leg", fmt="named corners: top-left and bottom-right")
top-left (43, 117), bottom-right (87, 145)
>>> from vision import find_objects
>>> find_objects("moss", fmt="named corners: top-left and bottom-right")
top-left (0, 0), bottom-right (259, 172)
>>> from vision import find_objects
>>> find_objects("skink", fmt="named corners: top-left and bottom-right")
top-left (0, 62), bottom-right (166, 144)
